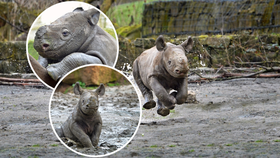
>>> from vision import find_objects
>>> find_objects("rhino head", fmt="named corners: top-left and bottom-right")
top-left (73, 82), bottom-right (105, 115)
top-left (34, 7), bottom-right (100, 60)
top-left (156, 35), bottom-right (193, 78)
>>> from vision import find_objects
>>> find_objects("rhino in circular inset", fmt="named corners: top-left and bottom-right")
top-left (55, 82), bottom-right (105, 149)
top-left (33, 7), bottom-right (117, 81)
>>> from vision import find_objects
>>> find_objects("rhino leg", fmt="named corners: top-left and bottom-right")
top-left (156, 99), bottom-right (170, 116)
top-left (149, 77), bottom-right (176, 109)
top-left (70, 122), bottom-right (94, 149)
top-left (47, 53), bottom-right (102, 81)
top-left (175, 78), bottom-right (188, 104)
top-left (133, 60), bottom-right (156, 109)
top-left (55, 126), bottom-right (64, 137)
top-left (90, 122), bottom-right (102, 147)
top-left (37, 55), bottom-right (48, 68)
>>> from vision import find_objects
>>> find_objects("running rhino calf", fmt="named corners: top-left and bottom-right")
top-left (33, 7), bottom-right (117, 81)
top-left (56, 82), bottom-right (105, 149)
top-left (133, 35), bottom-right (193, 116)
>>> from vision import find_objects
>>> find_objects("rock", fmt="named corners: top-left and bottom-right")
top-left (62, 66), bottom-right (124, 86)
top-left (0, 41), bottom-right (32, 73)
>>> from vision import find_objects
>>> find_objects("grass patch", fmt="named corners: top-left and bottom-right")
top-left (32, 144), bottom-right (40, 147)
top-left (168, 144), bottom-right (176, 147)
top-left (170, 109), bottom-right (175, 113)
top-left (72, 81), bottom-right (86, 89)
top-left (150, 145), bottom-right (158, 148)
top-left (207, 143), bottom-right (214, 147)
top-left (50, 144), bottom-right (58, 147)
top-left (274, 140), bottom-right (280, 142)
top-left (255, 140), bottom-right (263, 143)
top-left (28, 40), bottom-right (39, 60)
top-left (225, 144), bottom-right (233, 146)
top-left (189, 149), bottom-right (195, 152)
top-left (107, 82), bottom-right (120, 87)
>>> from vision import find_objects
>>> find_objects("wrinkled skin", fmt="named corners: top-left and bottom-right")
top-left (33, 7), bottom-right (117, 81)
top-left (56, 82), bottom-right (105, 149)
top-left (133, 35), bottom-right (193, 116)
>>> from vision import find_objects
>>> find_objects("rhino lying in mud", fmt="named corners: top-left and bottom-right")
top-left (56, 82), bottom-right (105, 149)
top-left (133, 35), bottom-right (193, 116)
top-left (33, 7), bottom-right (117, 81)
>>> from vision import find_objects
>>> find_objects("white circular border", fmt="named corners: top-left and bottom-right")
top-left (26, 1), bottom-right (119, 89)
top-left (48, 64), bottom-right (142, 157)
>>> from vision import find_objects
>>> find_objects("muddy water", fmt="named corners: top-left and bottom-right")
top-left (50, 85), bottom-right (140, 156)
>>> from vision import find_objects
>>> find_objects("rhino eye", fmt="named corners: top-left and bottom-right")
top-left (168, 60), bottom-right (171, 65)
top-left (82, 100), bottom-right (85, 104)
top-left (62, 29), bottom-right (70, 37)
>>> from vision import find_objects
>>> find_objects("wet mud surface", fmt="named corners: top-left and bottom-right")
top-left (50, 85), bottom-right (140, 156)
top-left (1, 78), bottom-right (280, 157)
top-left (112, 78), bottom-right (280, 157)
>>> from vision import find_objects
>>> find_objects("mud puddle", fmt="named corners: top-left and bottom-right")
top-left (50, 85), bottom-right (140, 156)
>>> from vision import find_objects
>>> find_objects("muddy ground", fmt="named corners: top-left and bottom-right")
top-left (50, 85), bottom-right (140, 156)
top-left (0, 78), bottom-right (280, 157)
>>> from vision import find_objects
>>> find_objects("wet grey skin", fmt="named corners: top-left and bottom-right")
top-left (133, 35), bottom-right (193, 116)
top-left (33, 7), bottom-right (117, 81)
top-left (55, 82), bottom-right (105, 149)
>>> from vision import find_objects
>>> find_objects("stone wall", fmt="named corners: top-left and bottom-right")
top-left (142, 0), bottom-right (280, 37)
top-left (0, 41), bottom-right (32, 73)
top-left (115, 35), bottom-right (280, 71)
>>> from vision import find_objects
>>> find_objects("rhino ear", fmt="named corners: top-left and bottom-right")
top-left (73, 7), bottom-right (84, 12)
top-left (181, 36), bottom-right (193, 52)
top-left (95, 83), bottom-right (105, 96)
top-left (156, 35), bottom-right (167, 51)
top-left (85, 8), bottom-right (100, 26)
top-left (74, 82), bottom-right (83, 95)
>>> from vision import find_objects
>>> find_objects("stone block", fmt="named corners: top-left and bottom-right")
top-left (62, 66), bottom-right (124, 86)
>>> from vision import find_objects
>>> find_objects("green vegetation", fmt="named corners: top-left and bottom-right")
top-left (72, 81), bottom-right (86, 89)
top-left (107, 82), bottom-right (120, 87)
top-left (107, 0), bottom-right (156, 27)
top-left (103, 28), bottom-right (116, 39)
top-left (225, 144), bottom-right (233, 146)
top-left (255, 140), bottom-right (264, 143)
top-left (150, 145), bottom-right (158, 148)
top-left (50, 144), bottom-right (58, 147)
top-left (189, 149), bottom-right (195, 152)
top-left (170, 109), bottom-right (175, 113)
top-left (274, 140), bottom-right (280, 142)
top-left (207, 143), bottom-right (214, 146)
top-left (168, 144), bottom-right (176, 147)
top-left (28, 41), bottom-right (39, 60)
top-left (31, 144), bottom-right (40, 147)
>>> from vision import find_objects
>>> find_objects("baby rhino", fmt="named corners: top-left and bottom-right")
top-left (56, 82), bottom-right (105, 149)
top-left (133, 35), bottom-right (193, 116)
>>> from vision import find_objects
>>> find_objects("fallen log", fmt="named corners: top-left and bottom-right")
top-left (0, 77), bottom-right (41, 83)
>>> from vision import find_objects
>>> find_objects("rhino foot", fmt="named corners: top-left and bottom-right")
top-left (168, 104), bottom-right (175, 110)
top-left (157, 107), bottom-right (170, 116)
top-left (143, 100), bottom-right (156, 109)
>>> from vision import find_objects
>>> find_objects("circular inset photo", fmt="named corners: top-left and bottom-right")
top-left (26, 1), bottom-right (118, 88)
top-left (49, 65), bottom-right (141, 157)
